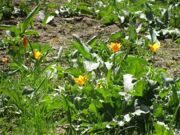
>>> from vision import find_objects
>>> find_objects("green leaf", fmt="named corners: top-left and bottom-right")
top-left (42, 13), bottom-right (56, 26)
top-left (122, 56), bottom-right (147, 78)
top-left (65, 68), bottom-right (82, 76)
top-left (72, 36), bottom-right (93, 60)
top-left (109, 31), bottom-right (123, 42)
top-left (132, 80), bottom-right (146, 97)
top-left (87, 35), bottom-right (98, 46)
top-left (0, 24), bottom-right (15, 31)
top-left (154, 105), bottom-right (164, 118)
top-left (0, 89), bottom-right (22, 109)
top-left (128, 25), bottom-right (137, 41)
top-left (25, 29), bottom-right (39, 36)
top-left (76, 2), bottom-right (93, 15)
top-left (159, 89), bottom-right (170, 98)
top-left (154, 122), bottom-right (173, 135)
top-left (89, 103), bottom-right (97, 114)
top-left (22, 4), bottom-right (40, 33)
top-left (99, 6), bottom-right (118, 25)
top-left (0, 25), bottom-right (20, 35)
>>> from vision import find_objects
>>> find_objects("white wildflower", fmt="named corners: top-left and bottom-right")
top-left (123, 74), bottom-right (135, 91)
top-left (118, 121), bottom-right (125, 127)
top-left (105, 62), bottom-right (113, 70)
top-left (157, 121), bottom-right (170, 130)
top-left (124, 114), bottom-right (131, 122)
top-left (106, 125), bottom-right (111, 129)
top-left (132, 109), bottom-right (149, 116)
top-left (84, 60), bottom-right (99, 72)
top-left (116, 0), bottom-right (123, 2)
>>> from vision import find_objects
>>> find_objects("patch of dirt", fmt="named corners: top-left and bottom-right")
top-left (150, 39), bottom-right (180, 78)
top-left (33, 16), bottom-right (120, 49)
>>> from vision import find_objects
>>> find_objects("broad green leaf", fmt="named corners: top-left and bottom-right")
top-left (99, 5), bottom-right (118, 25)
top-left (65, 68), bottom-right (82, 76)
top-left (76, 2), bottom-right (93, 15)
top-left (153, 105), bottom-right (164, 118)
top-left (128, 25), bottom-right (137, 41)
top-left (109, 31), bottom-right (122, 42)
top-left (122, 55), bottom-right (147, 78)
top-left (159, 89), bottom-right (170, 98)
top-left (88, 122), bottom-right (108, 133)
top-left (154, 122), bottom-right (173, 135)
top-left (89, 103), bottom-right (97, 114)
top-left (72, 36), bottom-right (93, 60)
top-left (132, 80), bottom-right (146, 97)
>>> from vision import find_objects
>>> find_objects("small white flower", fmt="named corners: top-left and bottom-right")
top-left (74, 125), bottom-right (80, 131)
top-left (112, 118), bottom-right (117, 122)
top-left (95, 10), bottom-right (100, 13)
top-left (84, 60), bottom-right (99, 72)
top-left (116, 0), bottom-right (123, 2)
top-left (38, 10), bottom-right (45, 20)
top-left (157, 121), bottom-right (170, 130)
top-left (140, 13), bottom-right (147, 20)
top-left (46, 15), bottom-right (55, 24)
top-left (54, 86), bottom-right (65, 94)
top-left (123, 74), bottom-right (135, 91)
top-left (148, 79), bottom-right (156, 85)
top-left (164, 77), bottom-right (173, 82)
top-left (13, 7), bottom-right (20, 14)
top-left (96, 1), bottom-right (104, 7)
top-left (118, 121), bottom-right (125, 127)
top-left (106, 124), bottom-right (111, 129)
top-left (99, 99), bottom-right (104, 103)
top-left (118, 16), bottom-right (125, 23)
top-left (118, 92), bottom-right (126, 96)
top-left (118, 92), bottom-right (132, 101)
top-left (74, 97), bottom-right (82, 101)
top-left (132, 109), bottom-right (149, 116)
top-left (6, 30), bottom-right (11, 36)
top-left (55, 10), bottom-right (59, 15)
top-left (124, 114), bottom-right (131, 122)
top-left (105, 62), bottom-right (113, 70)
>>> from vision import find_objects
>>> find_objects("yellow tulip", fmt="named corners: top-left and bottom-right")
top-left (33, 50), bottom-right (42, 60)
top-left (109, 42), bottom-right (121, 53)
top-left (74, 75), bottom-right (87, 86)
top-left (149, 43), bottom-right (160, 53)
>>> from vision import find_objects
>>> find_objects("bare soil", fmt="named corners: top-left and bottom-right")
top-left (0, 12), bottom-right (179, 78)
top-left (150, 39), bottom-right (180, 78)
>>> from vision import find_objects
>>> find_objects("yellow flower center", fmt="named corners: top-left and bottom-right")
top-left (149, 43), bottom-right (160, 53)
top-left (33, 50), bottom-right (42, 60)
top-left (109, 42), bottom-right (121, 53)
top-left (74, 75), bottom-right (87, 86)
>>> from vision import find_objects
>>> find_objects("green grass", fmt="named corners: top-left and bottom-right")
top-left (0, 0), bottom-right (179, 134)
